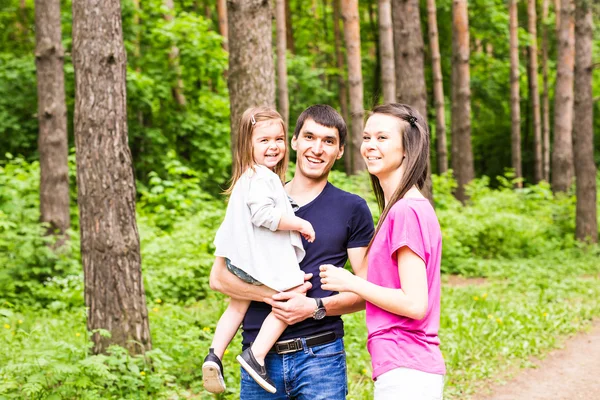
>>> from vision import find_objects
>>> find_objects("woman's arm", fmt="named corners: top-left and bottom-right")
top-left (320, 246), bottom-right (428, 320)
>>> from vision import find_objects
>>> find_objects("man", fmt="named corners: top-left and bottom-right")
top-left (209, 105), bottom-right (374, 399)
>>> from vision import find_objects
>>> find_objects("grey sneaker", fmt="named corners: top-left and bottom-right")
top-left (202, 348), bottom-right (226, 393)
top-left (236, 348), bottom-right (276, 393)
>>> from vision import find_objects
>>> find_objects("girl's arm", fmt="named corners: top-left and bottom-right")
top-left (320, 246), bottom-right (428, 320)
top-left (277, 214), bottom-right (315, 242)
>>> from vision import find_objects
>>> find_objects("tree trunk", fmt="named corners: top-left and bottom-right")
top-left (378, 0), bottom-right (395, 104)
top-left (333, 0), bottom-right (352, 174)
top-left (551, 0), bottom-right (575, 192)
top-left (509, 0), bottom-right (522, 186)
top-left (227, 0), bottom-right (276, 162)
top-left (34, 0), bottom-right (71, 239)
top-left (426, 0), bottom-right (447, 174)
top-left (164, 0), bottom-right (186, 107)
top-left (72, 0), bottom-right (151, 355)
top-left (341, 0), bottom-right (365, 174)
top-left (541, 0), bottom-right (551, 181)
top-left (451, 0), bottom-right (474, 203)
top-left (528, 0), bottom-right (543, 182)
top-left (275, 0), bottom-right (289, 131)
top-left (573, 0), bottom-right (597, 242)
top-left (285, 0), bottom-right (295, 54)
top-left (216, 0), bottom-right (228, 51)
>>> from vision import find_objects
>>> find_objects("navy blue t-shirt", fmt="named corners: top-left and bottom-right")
top-left (241, 182), bottom-right (374, 346)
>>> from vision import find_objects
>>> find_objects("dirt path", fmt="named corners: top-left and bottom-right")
top-left (472, 319), bottom-right (600, 400)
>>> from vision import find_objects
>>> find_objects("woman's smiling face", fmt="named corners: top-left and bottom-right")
top-left (361, 113), bottom-right (405, 180)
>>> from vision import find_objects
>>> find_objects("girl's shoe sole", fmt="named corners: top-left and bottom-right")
top-left (202, 361), bottom-right (226, 394)
top-left (236, 354), bottom-right (277, 394)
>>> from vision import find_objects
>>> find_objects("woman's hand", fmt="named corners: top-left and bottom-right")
top-left (319, 264), bottom-right (357, 293)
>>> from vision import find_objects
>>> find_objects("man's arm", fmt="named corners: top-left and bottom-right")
top-left (265, 246), bottom-right (368, 324)
top-left (209, 256), bottom-right (277, 302)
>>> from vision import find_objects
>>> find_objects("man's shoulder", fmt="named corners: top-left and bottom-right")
top-left (325, 182), bottom-right (368, 207)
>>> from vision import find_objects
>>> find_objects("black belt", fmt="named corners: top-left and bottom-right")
top-left (270, 331), bottom-right (337, 355)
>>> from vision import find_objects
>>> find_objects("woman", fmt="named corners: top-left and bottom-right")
top-left (319, 104), bottom-right (445, 399)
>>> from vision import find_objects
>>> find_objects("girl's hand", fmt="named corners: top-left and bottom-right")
top-left (319, 264), bottom-right (356, 293)
top-left (299, 220), bottom-right (316, 243)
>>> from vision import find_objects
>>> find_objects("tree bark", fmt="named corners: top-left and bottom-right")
top-left (426, 0), bottom-right (447, 174)
top-left (216, 0), bottom-right (228, 51)
top-left (573, 0), bottom-right (597, 242)
top-left (285, 0), bottom-right (295, 54)
top-left (541, 0), bottom-right (551, 181)
top-left (341, 0), bottom-right (365, 174)
top-left (275, 0), bottom-right (289, 131)
top-left (509, 0), bottom-right (522, 186)
top-left (72, 0), bottom-right (151, 355)
top-left (451, 0), bottom-right (474, 202)
top-left (378, 0), bottom-right (395, 104)
top-left (164, 0), bottom-right (186, 107)
top-left (227, 0), bottom-right (276, 162)
top-left (551, 0), bottom-right (575, 192)
top-left (391, 0), bottom-right (427, 115)
top-left (333, 0), bottom-right (352, 174)
top-left (528, 0), bottom-right (543, 182)
top-left (34, 0), bottom-right (71, 239)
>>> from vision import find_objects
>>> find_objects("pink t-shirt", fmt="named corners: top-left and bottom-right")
top-left (366, 198), bottom-right (446, 380)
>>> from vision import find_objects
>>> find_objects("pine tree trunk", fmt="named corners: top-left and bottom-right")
top-left (285, 0), bottom-right (295, 54)
top-left (72, 0), bottom-right (151, 355)
top-left (164, 0), bottom-right (186, 107)
top-left (341, 0), bottom-right (365, 174)
top-left (551, 0), bottom-right (575, 192)
top-left (509, 0), bottom-right (522, 186)
top-left (333, 0), bottom-right (352, 174)
top-left (378, 0), bottom-right (395, 104)
top-left (216, 0), bottom-right (228, 51)
top-left (528, 0), bottom-right (543, 182)
top-left (427, 0), bottom-right (447, 174)
top-left (34, 0), bottom-right (71, 239)
top-left (573, 0), bottom-right (596, 242)
top-left (451, 0), bottom-right (474, 203)
top-left (275, 0), bottom-right (289, 131)
top-left (541, 0), bottom-right (551, 182)
top-left (227, 0), bottom-right (276, 161)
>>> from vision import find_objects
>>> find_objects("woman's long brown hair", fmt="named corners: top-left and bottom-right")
top-left (366, 103), bottom-right (430, 254)
top-left (225, 107), bottom-right (288, 195)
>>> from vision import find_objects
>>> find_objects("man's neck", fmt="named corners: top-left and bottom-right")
top-left (285, 174), bottom-right (329, 206)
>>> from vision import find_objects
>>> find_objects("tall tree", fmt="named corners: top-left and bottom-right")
top-left (285, 0), bottom-right (295, 54)
top-left (164, 0), bottom-right (186, 107)
top-left (509, 0), bottom-right (522, 185)
top-left (528, 0), bottom-right (543, 182)
top-left (573, 0), bottom-right (597, 242)
top-left (541, 0), bottom-right (551, 181)
top-left (451, 0), bottom-right (474, 202)
top-left (551, 0), bottom-right (575, 192)
top-left (72, 0), bottom-right (151, 355)
top-left (275, 0), bottom-right (289, 131)
top-left (34, 0), bottom-right (70, 239)
top-left (341, 0), bottom-right (365, 174)
top-left (333, 0), bottom-right (351, 174)
top-left (227, 0), bottom-right (275, 161)
top-left (378, 0), bottom-right (395, 103)
top-left (216, 0), bottom-right (228, 51)
top-left (391, 0), bottom-right (427, 114)
top-left (426, 0), bottom-right (448, 174)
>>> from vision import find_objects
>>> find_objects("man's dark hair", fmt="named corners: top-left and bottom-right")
top-left (293, 105), bottom-right (347, 147)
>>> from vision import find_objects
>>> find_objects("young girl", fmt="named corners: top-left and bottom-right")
top-left (319, 104), bottom-right (445, 399)
top-left (202, 107), bottom-right (315, 395)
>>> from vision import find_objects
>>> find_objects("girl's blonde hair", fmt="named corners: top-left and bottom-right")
top-left (225, 107), bottom-right (288, 195)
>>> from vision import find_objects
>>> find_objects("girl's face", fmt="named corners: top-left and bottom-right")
top-left (361, 113), bottom-right (405, 179)
top-left (252, 121), bottom-right (286, 170)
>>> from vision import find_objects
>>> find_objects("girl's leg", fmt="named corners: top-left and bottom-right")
top-left (250, 311), bottom-right (288, 365)
top-left (211, 298), bottom-right (250, 359)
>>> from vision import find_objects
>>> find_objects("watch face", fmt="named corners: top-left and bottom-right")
top-left (314, 308), bottom-right (326, 320)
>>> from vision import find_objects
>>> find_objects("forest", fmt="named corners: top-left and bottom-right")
top-left (0, 0), bottom-right (599, 398)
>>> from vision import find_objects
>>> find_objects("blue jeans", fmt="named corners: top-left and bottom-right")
top-left (240, 338), bottom-right (348, 399)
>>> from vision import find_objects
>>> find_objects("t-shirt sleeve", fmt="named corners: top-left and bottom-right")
top-left (347, 198), bottom-right (375, 248)
top-left (246, 174), bottom-right (282, 231)
top-left (388, 203), bottom-right (427, 265)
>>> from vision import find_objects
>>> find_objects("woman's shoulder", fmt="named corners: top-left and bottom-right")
top-left (388, 197), bottom-right (433, 219)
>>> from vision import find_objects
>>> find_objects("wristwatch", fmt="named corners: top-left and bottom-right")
top-left (312, 298), bottom-right (326, 320)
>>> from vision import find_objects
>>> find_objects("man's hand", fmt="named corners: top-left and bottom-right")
top-left (264, 292), bottom-right (317, 325)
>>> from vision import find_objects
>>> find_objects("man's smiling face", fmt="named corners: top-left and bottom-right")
top-left (292, 118), bottom-right (344, 181)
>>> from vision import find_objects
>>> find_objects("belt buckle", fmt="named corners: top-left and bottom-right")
top-left (277, 338), bottom-right (302, 354)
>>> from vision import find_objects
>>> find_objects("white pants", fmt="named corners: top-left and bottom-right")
top-left (374, 367), bottom-right (444, 400)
